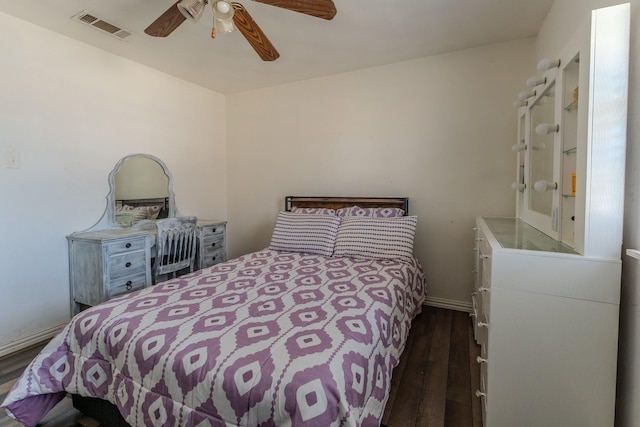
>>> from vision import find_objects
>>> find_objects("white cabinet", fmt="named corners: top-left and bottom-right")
top-left (514, 3), bottom-right (629, 257)
top-left (472, 4), bottom-right (630, 427)
top-left (473, 217), bottom-right (620, 427)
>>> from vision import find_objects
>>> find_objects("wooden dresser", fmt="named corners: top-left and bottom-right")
top-left (196, 220), bottom-right (227, 270)
top-left (68, 219), bottom-right (227, 315)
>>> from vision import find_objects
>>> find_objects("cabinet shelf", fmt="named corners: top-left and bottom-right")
top-left (564, 100), bottom-right (578, 111)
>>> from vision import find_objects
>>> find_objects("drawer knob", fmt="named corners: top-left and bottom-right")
top-left (478, 287), bottom-right (490, 293)
top-left (478, 322), bottom-right (489, 328)
top-left (211, 256), bottom-right (217, 261)
top-left (211, 242), bottom-right (216, 247)
top-left (477, 356), bottom-right (488, 364)
top-left (475, 237), bottom-right (484, 241)
top-left (211, 228), bottom-right (216, 232)
top-left (482, 255), bottom-right (491, 259)
top-left (126, 281), bottom-right (132, 290)
top-left (125, 262), bottom-right (132, 268)
top-left (125, 243), bottom-right (132, 248)
top-left (476, 390), bottom-right (487, 398)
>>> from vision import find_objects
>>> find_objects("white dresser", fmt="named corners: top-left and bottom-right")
top-left (471, 5), bottom-right (629, 425)
top-left (472, 216), bottom-right (620, 427)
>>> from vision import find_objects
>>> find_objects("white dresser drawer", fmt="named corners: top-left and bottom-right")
top-left (107, 270), bottom-right (148, 298)
top-left (108, 251), bottom-right (147, 279)
top-left (202, 234), bottom-right (225, 256)
top-left (200, 223), bottom-right (225, 237)
top-left (201, 247), bottom-right (226, 268)
top-left (471, 293), bottom-right (480, 343)
top-left (106, 237), bottom-right (147, 255)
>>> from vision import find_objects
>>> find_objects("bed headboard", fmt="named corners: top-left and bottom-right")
top-left (285, 196), bottom-right (409, 215)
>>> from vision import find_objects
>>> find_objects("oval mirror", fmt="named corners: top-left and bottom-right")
top-left (86, 154), bottom-right (178, 231)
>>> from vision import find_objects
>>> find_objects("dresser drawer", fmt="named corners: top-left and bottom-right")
top-left (201, 248), bottom-right (226, 268)
top-left (471, 293), bottom-right (480, 343)
top-left (202, 234), bottom-right (225, 255)
top-left (480, 286), bottom-right (491, 323)
top-left (108, 251), bottom-right (147, 279)
top-left (107, 270), bottom-right (148, 299)
top-left (106, 237), bottom-right (147, 255)
top-left (476, 311), bottom-right (489, 349)
top-left (201, 224), bottom-right (225, 237)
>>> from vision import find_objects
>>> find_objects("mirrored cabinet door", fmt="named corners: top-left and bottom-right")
top-left (520, 80), bottom-right (560, 239)
top-left (528, 82), bottom-right (556, 216)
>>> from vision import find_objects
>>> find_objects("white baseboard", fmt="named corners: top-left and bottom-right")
top-left (424, 296), bottom-right (472, 313)
top-left (0, 323), bottom-right (66, 358)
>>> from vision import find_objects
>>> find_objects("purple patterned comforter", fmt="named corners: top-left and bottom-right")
top-left (3, 249), bottom-right (426, 427)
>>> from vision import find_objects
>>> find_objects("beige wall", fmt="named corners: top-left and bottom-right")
top-left (226, 39), bottom-right (535, 307)
top-left (0, 12), bottom-right (227, 346)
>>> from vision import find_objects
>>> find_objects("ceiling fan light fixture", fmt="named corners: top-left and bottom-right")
top-left (212, 1), bottom-right (234, 19)
top-left (212, 1), bottom-right (235, 33)
top-left (177, 0), bottom-right (208, 22)
top-left (214, 17), bottom-right (235, 33)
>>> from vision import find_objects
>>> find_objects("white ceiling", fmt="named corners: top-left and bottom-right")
top-left (0, 0), bottom-right (553, 94)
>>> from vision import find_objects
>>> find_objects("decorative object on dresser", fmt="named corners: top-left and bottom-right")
top-left (153, 216), bottom-right (199, 283)
top-left (67, 153), bottom-right (227, 315)
top-left (473, 4), bottom-right (629, 427)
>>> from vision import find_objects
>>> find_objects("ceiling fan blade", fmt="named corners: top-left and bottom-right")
top-left (251, 0), bottom-right (336, 20)
top-left (231, 3), bottom-right (280, 61)
top-left (144, 2), bottom-right (186, 37)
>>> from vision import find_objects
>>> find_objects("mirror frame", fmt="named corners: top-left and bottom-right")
top-left (87, 153), bottom-right (178, 231)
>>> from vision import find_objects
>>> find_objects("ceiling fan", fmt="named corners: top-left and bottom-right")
top-left (144, 0), bottom-right (337, 61)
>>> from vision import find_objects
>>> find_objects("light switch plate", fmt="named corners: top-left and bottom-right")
top-left (6, 147), bottom-right (20, 169)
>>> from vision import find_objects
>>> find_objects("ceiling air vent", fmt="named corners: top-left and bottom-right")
top-left (71, 11), bottom-right (133, 41)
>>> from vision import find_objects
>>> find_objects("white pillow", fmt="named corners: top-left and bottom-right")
top-left (269, 212), bottom-right (342, 256)
top-left (333, 216), bottom-right (417, 261)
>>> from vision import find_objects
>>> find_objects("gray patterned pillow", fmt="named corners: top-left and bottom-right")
top-left (269, 212), bottom-right (342, 256)
top-left (333, 216), bottom-right (417, 261)
top-left (336, 206), bottom-right (405, 218)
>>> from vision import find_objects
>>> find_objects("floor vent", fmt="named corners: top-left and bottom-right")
top-left (71, 11), bottom-right (133, 41)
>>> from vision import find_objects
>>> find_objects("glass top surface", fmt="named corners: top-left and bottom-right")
top-left (483, 217), bottom-right (578, 254)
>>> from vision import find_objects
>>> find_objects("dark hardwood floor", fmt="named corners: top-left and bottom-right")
top-left (0, 307), bottom-right (481, 427)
